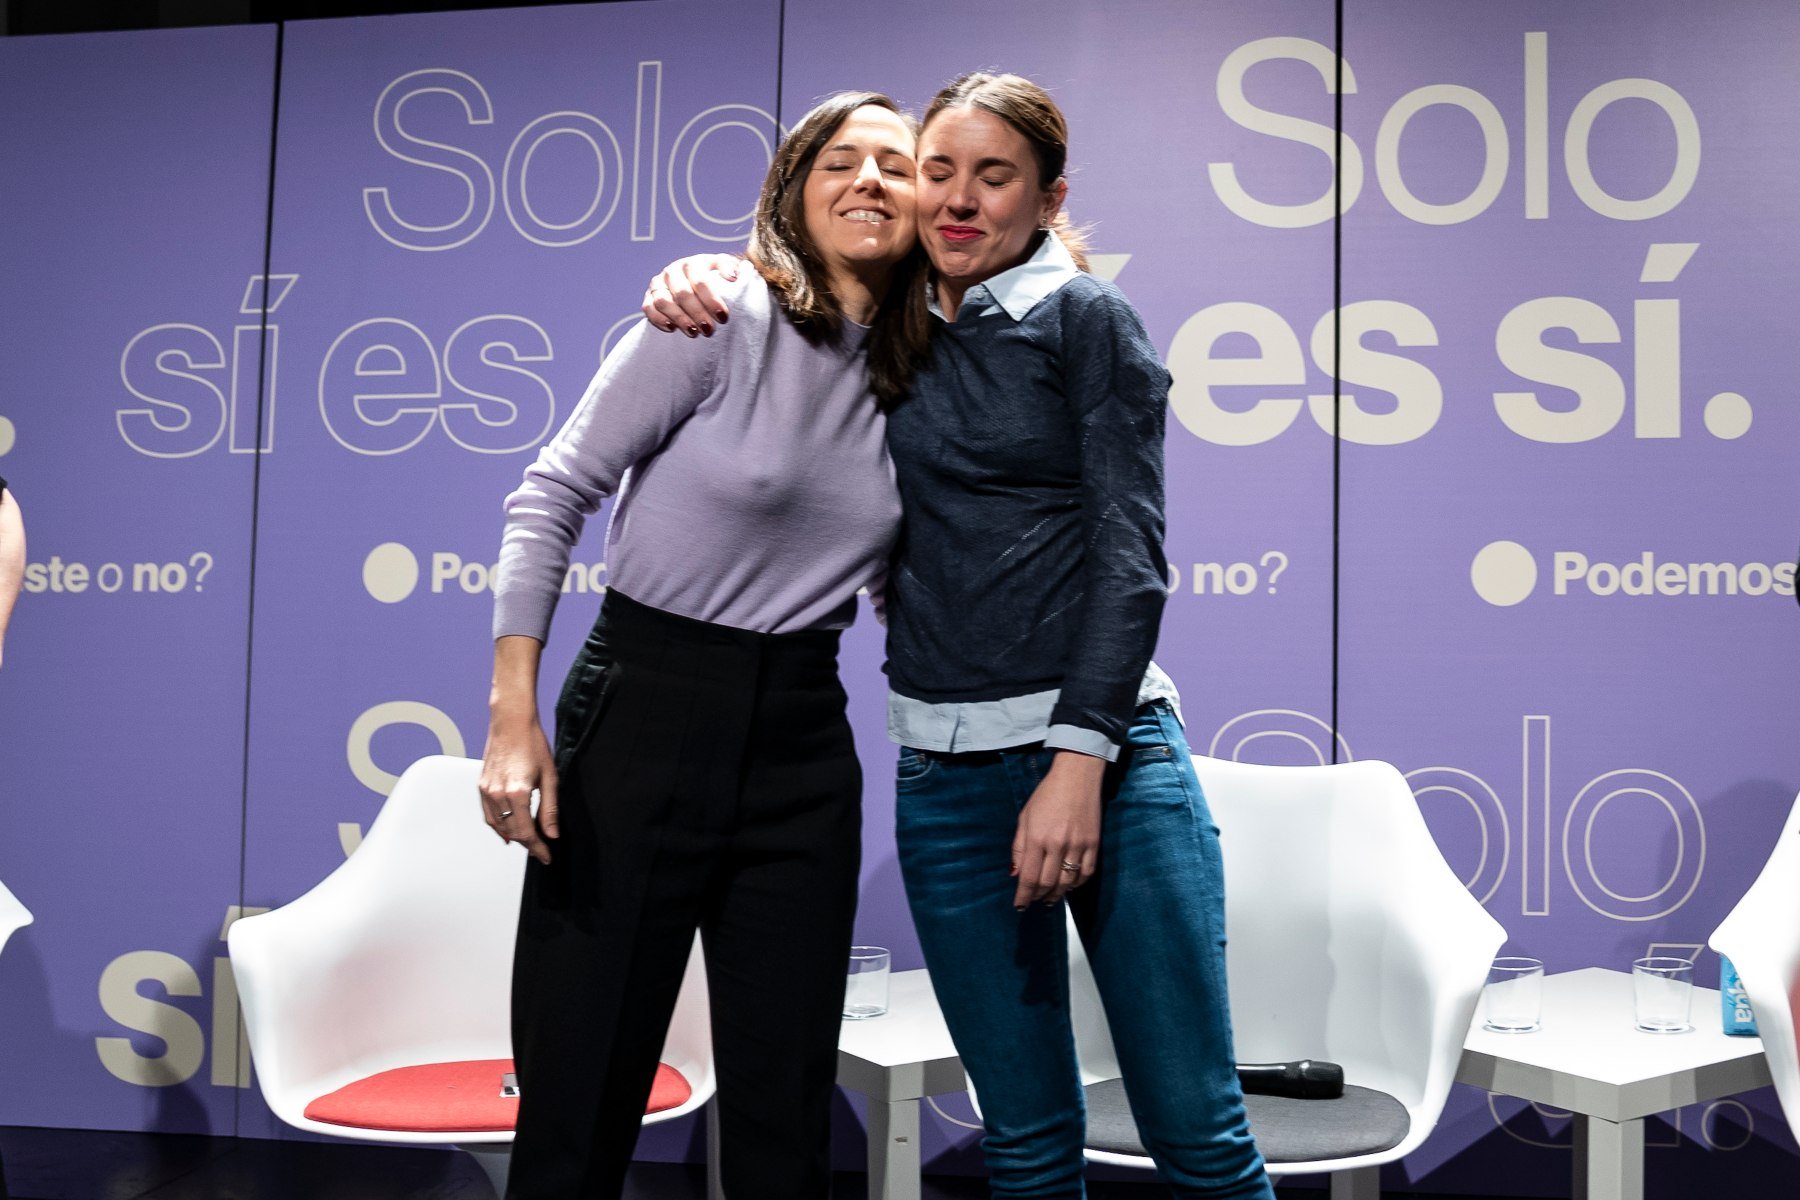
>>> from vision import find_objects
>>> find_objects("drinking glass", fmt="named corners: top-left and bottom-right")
top-left (1483, 957), bottom-right (1545, 1033)
top-left (844, 946), bottom-right (891, 1019)
top-left (1633, 957), bottom-right (1694, 1034)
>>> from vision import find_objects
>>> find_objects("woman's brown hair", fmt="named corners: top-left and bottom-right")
top-left (921, 72), bottom-right (1092, 271)
top-left (745, 91), bottom-right (931, 408)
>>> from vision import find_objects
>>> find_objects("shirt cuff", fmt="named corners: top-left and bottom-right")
top-left (1044, 723), bottom-right (1120, 762)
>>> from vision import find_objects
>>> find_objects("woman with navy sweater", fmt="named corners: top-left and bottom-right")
top-left (647, 73), bottom-right (1273, 1200)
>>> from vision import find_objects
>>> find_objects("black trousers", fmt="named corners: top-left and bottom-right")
top-left (506, 590), bottom-right (862, 1200)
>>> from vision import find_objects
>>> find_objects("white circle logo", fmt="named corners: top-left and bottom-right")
top-left (1471, 540), bottom-right (1537, 607)
top-left (363, 542), bottom-right (419, 603)
top-left (1703, 392), bottom-right (1752, 440)
top-left (0, 415), bottom-right (15, 457)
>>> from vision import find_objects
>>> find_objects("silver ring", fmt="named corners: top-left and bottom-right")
top-left (498, 809), bottom-right (514, 820)
top-left (1060, 860), bottom-right (1080, 873)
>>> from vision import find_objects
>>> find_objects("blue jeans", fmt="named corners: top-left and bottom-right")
top-left (896, 703), bottom-right (1273, 1199)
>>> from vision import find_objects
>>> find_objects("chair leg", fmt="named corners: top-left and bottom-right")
top-left (706, 1097), bottom-right (725, 1200)
top-left (459, 1143), bottom-right (512, 1199)
top-left (1329, 1164), bottom-right (1380, 1200)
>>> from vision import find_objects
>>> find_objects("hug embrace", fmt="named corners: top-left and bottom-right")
top-left (478, 71), bottom-right (1275, 1200)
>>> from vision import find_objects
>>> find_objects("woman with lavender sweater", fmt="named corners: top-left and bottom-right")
top-left (479, 93), bottom-right (929, 1200)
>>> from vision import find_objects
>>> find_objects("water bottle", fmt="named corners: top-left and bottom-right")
top-left (1720, 955), bottom-right (1758, 1037)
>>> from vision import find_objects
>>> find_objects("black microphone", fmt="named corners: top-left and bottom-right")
top-left (1236, 1059), bottom-right (1344, 1100)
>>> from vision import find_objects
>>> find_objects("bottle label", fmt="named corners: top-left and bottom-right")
top-left (1721, 955), bottom-right (1759, 1036)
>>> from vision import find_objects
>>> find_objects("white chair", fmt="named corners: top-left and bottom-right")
top-left (228, 755), bottom-right (716, 1198)
top-left (1067, 755), bottom-right (1506, 1200)
top-left (1708, 790), bottom-right (1800, 1146)
top-left (0, 877), bottom-right (32, 956)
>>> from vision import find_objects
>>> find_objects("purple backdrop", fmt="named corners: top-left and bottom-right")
top-left (1335, 2), bottom-right (1800, 1191)
top-left (0, 1), bottom-right (1796, 1194)
top-left (0, 25), bottom-right (275, 1134)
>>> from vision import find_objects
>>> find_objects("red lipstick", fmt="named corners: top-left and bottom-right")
top-left (938, 225), bottom-right (982, 243)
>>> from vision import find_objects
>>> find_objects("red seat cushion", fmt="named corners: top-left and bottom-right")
top-left (304, 1058), bottom-right (692, 1133)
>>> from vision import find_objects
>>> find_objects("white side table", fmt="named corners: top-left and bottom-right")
top-left (1456, 967), bottom-right (1770, 1200)
top-left (837, 968), bottom-right (967, 1200)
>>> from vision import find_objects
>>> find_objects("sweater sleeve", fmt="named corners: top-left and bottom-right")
top-left (490, 287), bottom-right (739, 641)
top-left (1043, 282), bottom-right (1172, 755)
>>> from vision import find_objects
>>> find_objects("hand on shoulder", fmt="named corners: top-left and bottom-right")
top-left (642, 253), bottom-right (749, 337)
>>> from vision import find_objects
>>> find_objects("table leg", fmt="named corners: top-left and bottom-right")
top-left (866, 1097), bottom-right (922, 1200)
top-left (1572, 1114), bottom-right (1644, 1200)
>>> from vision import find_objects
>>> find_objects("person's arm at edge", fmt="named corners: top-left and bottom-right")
top-left (0, 489), bottom-right (23, 669)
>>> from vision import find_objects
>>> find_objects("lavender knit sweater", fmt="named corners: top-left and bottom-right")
top-left (493, 274), bottom-right (899, 640)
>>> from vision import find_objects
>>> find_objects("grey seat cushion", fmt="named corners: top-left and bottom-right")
top-left (1083, 1077), bottom-right (1411, 1163)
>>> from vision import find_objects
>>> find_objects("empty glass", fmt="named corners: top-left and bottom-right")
top-left (1633, 956), bottom-right (1694, 1034)
top-left (1483, 957), bottom-right (1545, 1033)
top-left (844, 946), bottom-right (891, 1019)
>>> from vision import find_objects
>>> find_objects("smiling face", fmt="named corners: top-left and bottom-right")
top-left (799, 105), bottom-right (919, 282)
top-left (916, 105), bottom-right (1066, 299)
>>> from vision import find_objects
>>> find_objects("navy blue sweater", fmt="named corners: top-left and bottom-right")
top-left (883, 272), bottom-right (1173, 750)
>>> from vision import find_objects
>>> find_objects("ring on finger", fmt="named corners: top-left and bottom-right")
top-left (498, 809), bottom-right (514, 819)
top-left (1059, 859), bottom-right (1080, 873)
